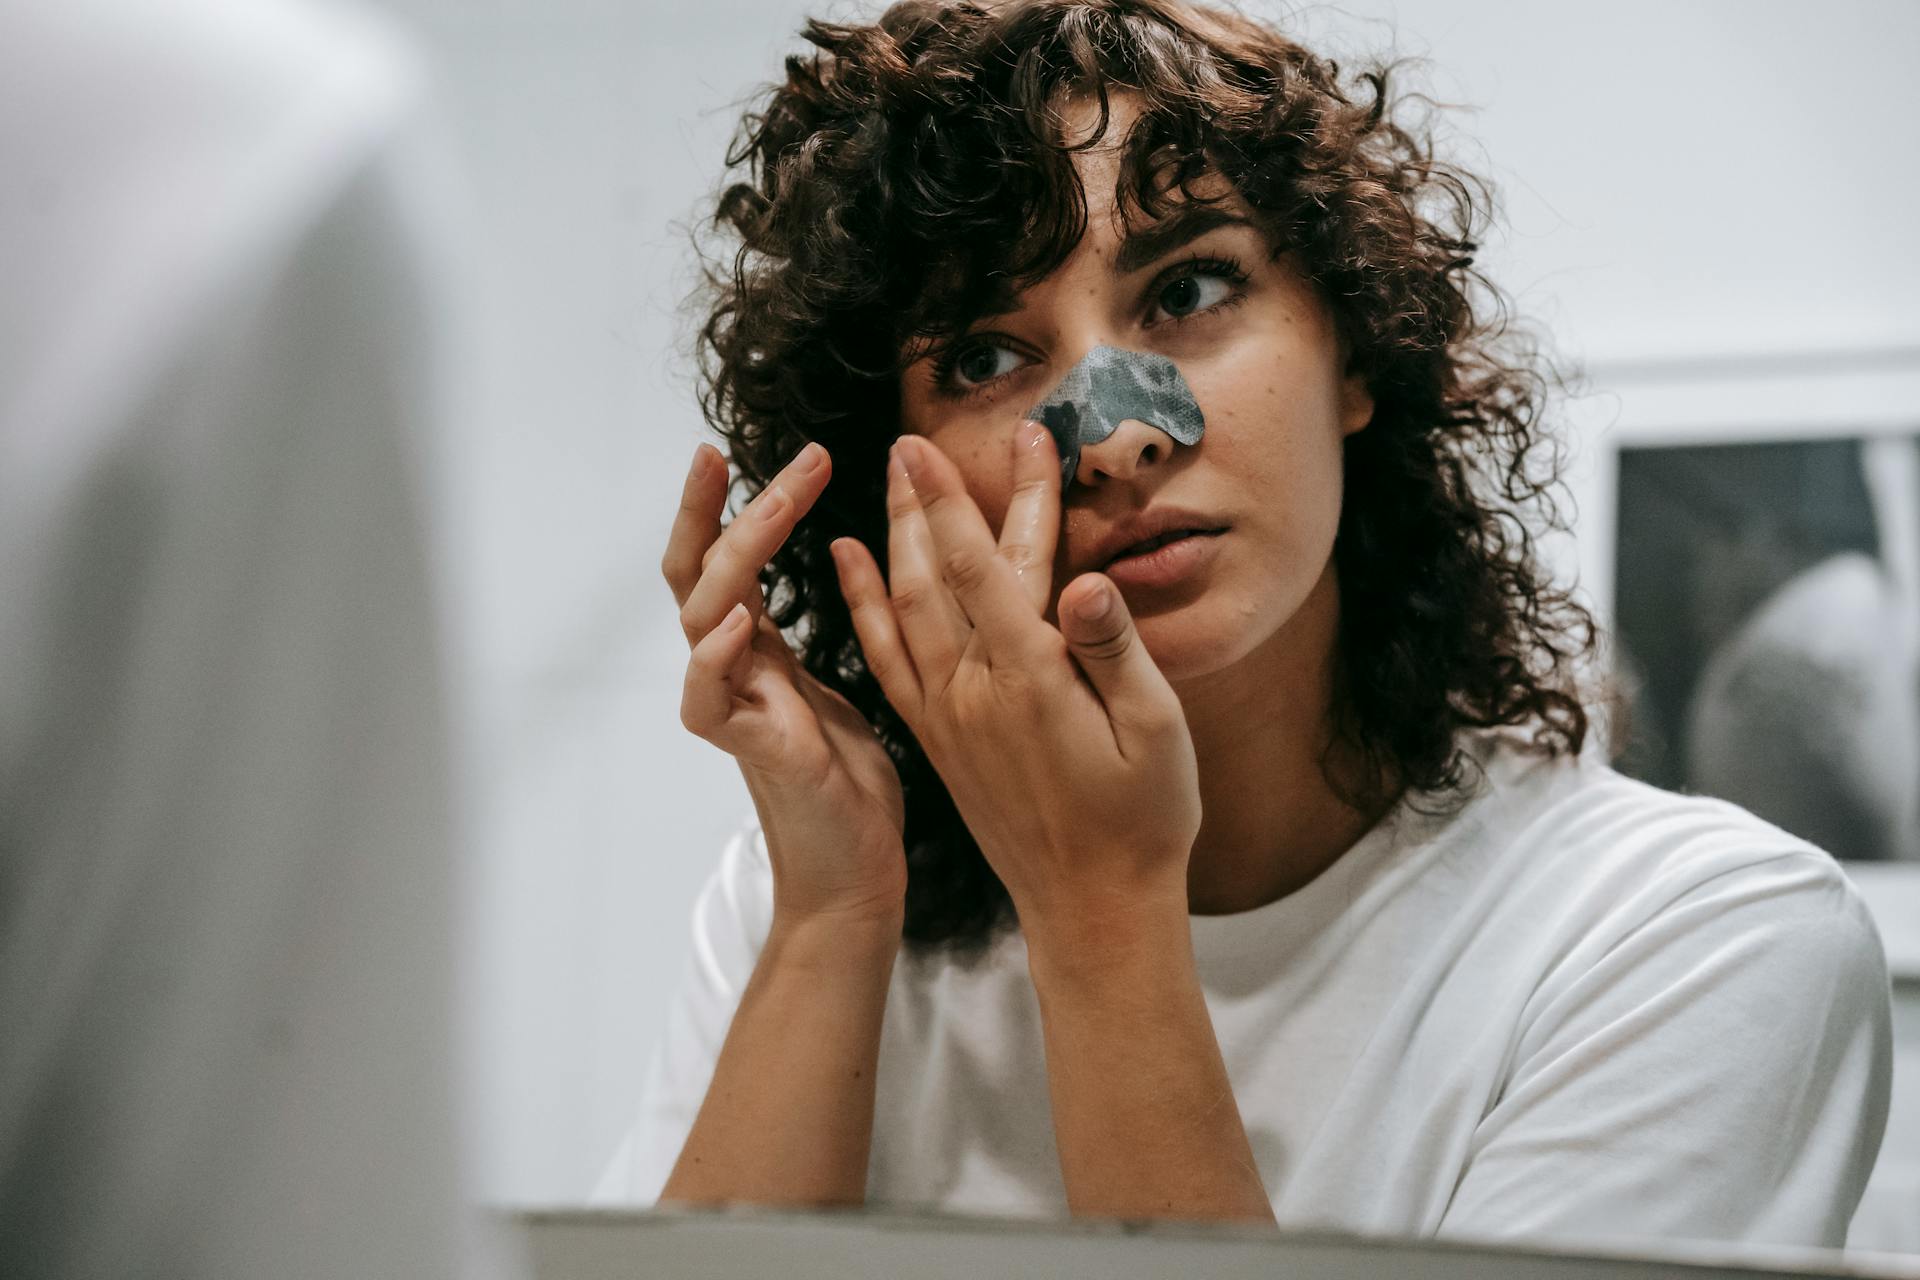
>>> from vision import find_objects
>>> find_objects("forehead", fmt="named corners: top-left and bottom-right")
top-left (1087, 172), bottom-right (1256, 260)
top-left (897, 88), bottom-right (1264, 349)
top-left (976, 173), bottom-right (1262, 317)
top-left (1057, 91), bottom-right (1241, 230)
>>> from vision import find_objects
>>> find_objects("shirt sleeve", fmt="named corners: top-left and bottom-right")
top-left (1438, 848), bottom-right (1893, 1250)
top-left (591, 818), bottom-right (775, 1205)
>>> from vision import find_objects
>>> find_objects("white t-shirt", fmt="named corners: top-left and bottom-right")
top-left (0, 2), bottom-right (503, 1276)
top-left (597, 730), bottom-right (1893, 1252)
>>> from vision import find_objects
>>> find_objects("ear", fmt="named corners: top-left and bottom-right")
top-left (1338, 365), bottom-right (1375, 437)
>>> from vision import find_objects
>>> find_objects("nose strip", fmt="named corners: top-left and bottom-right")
top-left (1023, 345), bottom-right (1206, 493)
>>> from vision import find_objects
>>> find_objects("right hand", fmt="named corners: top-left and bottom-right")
top-left (663, 439), bottom-right (907, 928)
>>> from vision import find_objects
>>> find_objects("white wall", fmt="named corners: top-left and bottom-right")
top-left (369, 0), bottom-right (1920, 1216)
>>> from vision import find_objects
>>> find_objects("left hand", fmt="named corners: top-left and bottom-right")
top-left (828, 422), bottom-right (1202, 926)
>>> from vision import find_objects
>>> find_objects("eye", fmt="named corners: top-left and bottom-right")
top-left (1148, 266), bottom-right (1240, 324)
top-left (934, 338), bottom-right (1027, 396)
top-left (929, 253), bottom-right (1250, 399)
top-left (1157, 273), bottom-right (1232, 318)
top-left (956, 343), bottom-right (1020, 385)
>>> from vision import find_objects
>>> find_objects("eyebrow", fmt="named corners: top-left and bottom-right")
top-left (1114, 204), bottom-right (1255, 273)
top-left (960, 205), bottom-right (1257, 326)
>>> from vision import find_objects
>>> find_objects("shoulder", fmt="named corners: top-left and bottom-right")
top-left (1470, 728), bottom-right (1853, 889)
top-left (1456, 732), bottom-right (1888, 998)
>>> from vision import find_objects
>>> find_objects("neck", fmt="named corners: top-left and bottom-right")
top-left (1171, 564), bottom-right (1399, 916)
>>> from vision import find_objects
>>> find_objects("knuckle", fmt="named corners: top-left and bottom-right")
top-left (660, 553), bottom-right (688, 595)
top-left (890, 581), bottom-right (933, 617)
top-left (940, 548), bottom-right (987, 594)
top-left (1033, 634), bottom-right (1070, 669)
top-left (994, 666), bottom-right (1038, 707)
top-left (698, 529), bottom-right (733, 575)
top-left (678, 689), bottom-right (713, 738)
top-left (998, 543), bottom-right (1039, 577)
top-left (1073, 627), bottom-right (1133, 662)
top-left (885, 487), bottom-right (918, 521)
top-left (862, 648), bottom-right (897, 689)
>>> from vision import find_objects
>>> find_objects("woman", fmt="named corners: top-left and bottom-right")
top-left (602, 0), bottom-right (1891, 1248)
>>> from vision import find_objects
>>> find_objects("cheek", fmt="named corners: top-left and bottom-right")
top-left (1204, 370), bottom-right (1344, 487)
top-left (1204, 379), bottom-right (1348, 547)
top-left (933, 435), bottom-right (1015, 532)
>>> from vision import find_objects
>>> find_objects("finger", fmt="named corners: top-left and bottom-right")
top-left (898, 434), bottom-right (1050, 667)
top-left (679, 601), bottom-right (756, 742)
top-left (830, 535), bottom-right (923, 720)
top-left (661, 442), bottom-right (728, 608)
top-left (885, 439), bottom-right (972, 686)
top-left (681, 605), bottom-right (821, 775)
top-left (997, 420), bottom-right (1061, 612)
top-left (678, 441), bottom-right (830, 647)
top-left (1057, 572), bottom-right (1180, 741)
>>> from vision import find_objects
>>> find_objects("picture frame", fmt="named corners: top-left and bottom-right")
top-left (1560, 345), bottom-right (1920, 979)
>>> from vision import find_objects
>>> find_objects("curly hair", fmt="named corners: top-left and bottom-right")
top-left (692, 0), bottom-right (1600, 955)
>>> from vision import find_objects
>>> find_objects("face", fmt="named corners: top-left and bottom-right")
top-left (896, 95), bottom-right (1374, 685)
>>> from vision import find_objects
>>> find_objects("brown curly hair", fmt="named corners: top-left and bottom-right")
top-left (692, 0), bottom-right (1599, 954)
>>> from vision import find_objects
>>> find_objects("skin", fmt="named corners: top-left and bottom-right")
top-left (656, 92), bottom-right (1397, 1220)
top-left (891, 95), bottom-right (1393, 917)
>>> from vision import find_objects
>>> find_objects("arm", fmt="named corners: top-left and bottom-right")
top-left (651, 405), bottom-right (915, 1206)
top-left (831, 428), bottom-right (1259, 1223)
top-left (1024, 894), bottom-right (1276, 1224)
top-left (659, 904), bottom-right (899, 1208)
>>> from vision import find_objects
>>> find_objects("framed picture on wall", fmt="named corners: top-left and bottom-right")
top-left (1572, 347), bottom-right (1920, 971)
top-left (1611, 433), bottom-right (1919, 861)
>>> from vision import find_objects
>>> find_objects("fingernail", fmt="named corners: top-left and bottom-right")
top-left (889, 441), bottom-right (915, 493)
top-left (797, 441), bottom-right (825, 471)
top-left (757, 486), bottom-right (791, 520)
top-left (1025, 421), bottom-right (1051, 453)
top-left (1074, 583), bottom-right (1113, 622)
top-left (725, 601), bottom-right (751, 631)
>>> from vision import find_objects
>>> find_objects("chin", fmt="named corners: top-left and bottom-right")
top-left (1131, 607), bottom-right (1263, 685)
top-left (1131, 570), bottom-right (1331, 687)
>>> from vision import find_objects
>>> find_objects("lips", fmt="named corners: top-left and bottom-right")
top-left (1085, 506), bottom-right (1231, 572)
top-left (1111, 527), bottom-right (1223, 561)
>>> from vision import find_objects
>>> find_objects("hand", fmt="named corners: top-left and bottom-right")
top-left (663, 441), bottom-right (907, 927)
top-left (828, 423), bottom-right (1201, 928)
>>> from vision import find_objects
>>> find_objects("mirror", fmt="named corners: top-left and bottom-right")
top-left (409, 0), bottom-right (1917, 1263)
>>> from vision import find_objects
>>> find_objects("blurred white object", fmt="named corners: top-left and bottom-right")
top-left (0, 0), bottom-right (507, 1275)
top-left (1687, 552), bottom-right (1920, 863)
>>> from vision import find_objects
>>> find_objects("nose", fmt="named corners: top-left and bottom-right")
top-left (1073, 417), bottom-right (1176, 488)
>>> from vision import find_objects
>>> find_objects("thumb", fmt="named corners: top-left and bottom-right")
top-left (1058, 573), bottom-right (1174, 725)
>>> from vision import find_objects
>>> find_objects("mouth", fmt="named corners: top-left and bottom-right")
top-left (1105, 527), bottom-right (1228, 567)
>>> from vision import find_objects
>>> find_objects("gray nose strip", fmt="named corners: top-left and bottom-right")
top-left (1023, 345), bottom-right (1206, 493)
